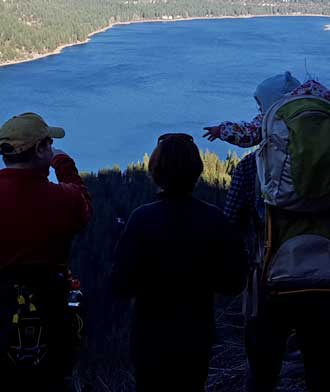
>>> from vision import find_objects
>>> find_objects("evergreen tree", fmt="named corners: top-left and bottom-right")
top-left (1, 0), bottom-right (329, 64)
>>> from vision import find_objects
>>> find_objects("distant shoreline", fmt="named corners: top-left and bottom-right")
top-left (1, 13), bottom-right (329, 68)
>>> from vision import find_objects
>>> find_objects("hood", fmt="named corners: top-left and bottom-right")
top-left (254, 71), bottom-right (301, 114)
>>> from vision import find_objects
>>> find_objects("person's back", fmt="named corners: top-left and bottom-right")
top-left (119, 195), bottom-right (246, 349)
top-left (110, 133), bottom-right (247, 392)
top-left (0, 154), bottom-right (90, 273)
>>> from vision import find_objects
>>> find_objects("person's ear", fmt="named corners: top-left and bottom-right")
top-left (35, 140), bottom-right (46, 159)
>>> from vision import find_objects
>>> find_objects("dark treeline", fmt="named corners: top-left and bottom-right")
top-left (69, 150), bottom-right (242, 391)
top-left (1, 0), bottom-right (330, 64)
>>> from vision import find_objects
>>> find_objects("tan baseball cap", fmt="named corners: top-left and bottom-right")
top-left (0, 112), bottom-right (65, 154)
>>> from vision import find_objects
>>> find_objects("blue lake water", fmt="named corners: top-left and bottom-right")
top-left (1, 16), bottom-right (330, 173)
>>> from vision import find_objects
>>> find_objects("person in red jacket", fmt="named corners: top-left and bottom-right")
top-left (0, 112), bottom-right (92, 391)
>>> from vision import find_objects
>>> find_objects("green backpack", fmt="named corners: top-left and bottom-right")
top-left (255, 95), bottom-right (330, 295)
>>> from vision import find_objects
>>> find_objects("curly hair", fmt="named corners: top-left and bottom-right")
top-left (148, 133), bottom-right (203, 194)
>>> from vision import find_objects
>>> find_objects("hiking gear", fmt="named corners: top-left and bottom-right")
top-left (67, 277), bottom-right (84, 346)
top-left (256, 94), bottom-right (330, 294)
top-left (254, 71), bottom-right (301, 114)
top-left (2, 272), bottom-right (84, 372)
top-left (68, 289), bottom-right (83, 308)
top-left (7, 285), bottom-right (48, 368)
top-left (0, 112), bottom-right (65, 155)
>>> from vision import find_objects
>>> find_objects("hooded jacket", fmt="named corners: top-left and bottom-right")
top-left (216, 79), bottom-right (330, 147)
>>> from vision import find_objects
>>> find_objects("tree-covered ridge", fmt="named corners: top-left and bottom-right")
top-left (1, 0), bottom-right (330, 64)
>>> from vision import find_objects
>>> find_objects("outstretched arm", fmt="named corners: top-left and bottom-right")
top-left (203, 115), bottom-right (262, 147)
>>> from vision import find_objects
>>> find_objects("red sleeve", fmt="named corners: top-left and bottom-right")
top-left (51, 154), bottom-right (92, 230)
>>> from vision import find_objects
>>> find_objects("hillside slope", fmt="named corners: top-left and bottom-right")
top-left (1, 0), bottom-right (330, 64)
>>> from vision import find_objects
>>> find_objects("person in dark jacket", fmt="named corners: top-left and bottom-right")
top-left (110, 133), bottom-right (248, 392)
top-left (0, 112), bottom-right (92, 391)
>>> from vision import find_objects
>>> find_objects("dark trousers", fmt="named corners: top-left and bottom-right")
top-left (1, 301), bottom-right (75, 391)
top-left (135, 349), bottom-right (211, 392)
top-left (0, 270), bottom-right (75, 392)
top-left (245, 294), bottom-right (330, 392)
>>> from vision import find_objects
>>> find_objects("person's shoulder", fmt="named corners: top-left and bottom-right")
top-left (193, 198), bottom-right (235, 237)
top-left (193, 197), bottom-right (219, 210)
top-left (193, 197), bottom-right (226, 221)
top-left (129, 200), bottom-right (164, 220)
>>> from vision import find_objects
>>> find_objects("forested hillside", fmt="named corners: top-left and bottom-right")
top-left (1, 0), bottom-right (330, 64)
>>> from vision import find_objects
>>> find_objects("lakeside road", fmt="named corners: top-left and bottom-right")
top-left (1, 13), bottom-right (330, 68)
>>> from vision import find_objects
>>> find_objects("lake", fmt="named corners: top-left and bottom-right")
top-left (1, 16), bottom-right (330, 173)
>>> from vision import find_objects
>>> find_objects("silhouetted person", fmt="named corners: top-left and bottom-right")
top-left (110, 133), bottom-right (248, 392)
top-left (0, 112), bottom-right (92, 391)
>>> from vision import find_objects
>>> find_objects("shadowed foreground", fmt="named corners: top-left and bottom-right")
top-left (70, 157), bottom-right (306, 391)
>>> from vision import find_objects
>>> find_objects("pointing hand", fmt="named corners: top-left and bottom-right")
top-left (203, 126), bottom-right (221, 142)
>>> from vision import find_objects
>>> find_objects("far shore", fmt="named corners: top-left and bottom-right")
top-left (1, 13), bottom-right (329, 68)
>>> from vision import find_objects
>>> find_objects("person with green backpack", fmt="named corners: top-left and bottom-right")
top-left (203, 73), bottom-right (330, 391)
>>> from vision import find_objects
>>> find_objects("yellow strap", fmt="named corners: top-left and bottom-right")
top-left (12, 314), bottom-right (19, 324)
top-left (17, 295), bottom-right (25, 305)
top-left (261, 205), bottom-right (273, 284)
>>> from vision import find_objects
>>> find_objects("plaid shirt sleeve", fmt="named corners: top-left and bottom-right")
top-left (223, 153), bottom-right (257, 225)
